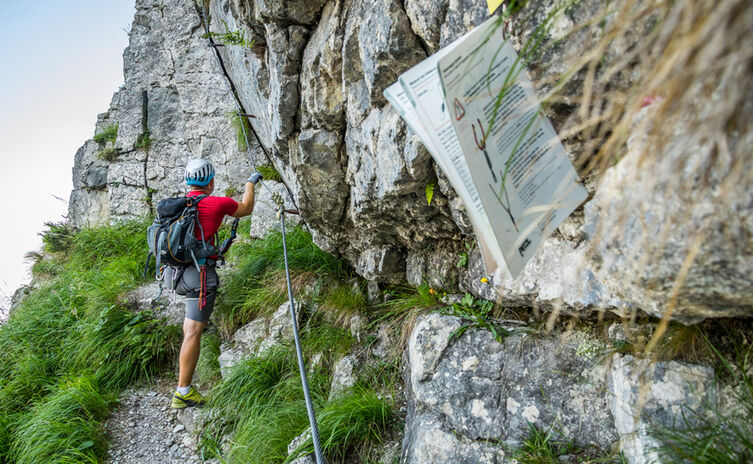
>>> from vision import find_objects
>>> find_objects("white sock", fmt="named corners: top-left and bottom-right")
top-left (176, 385), bottom-right (191, 395)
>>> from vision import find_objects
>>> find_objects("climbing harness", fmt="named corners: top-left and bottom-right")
top-left (198, 4), bottom-right (325, 464)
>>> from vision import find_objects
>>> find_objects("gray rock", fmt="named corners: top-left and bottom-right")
top-left (125, 281), bottom-right (184, 326)
top-left (259, 300), bottom-right (299, 354)
top-left (175, 407), bottom-right (204, 436)
top-left (403, 414), bottom-right (506, 464)
top-left (218, 300), bottom-right (303, 378)
top-left (349, 313), bottom-right (367, 342)
top-left (249, 180), bottom-right (299, 239)
top-left (286, 429), bottom-right (315, 464)
top-left (329, 355), bottom-right (358, 400)
top-left (69, 0), bottom-right (751, 348)
top-left (69, 0), bottom-right (253, 227)
top-left (404, 313), bottom-right (617, 462)
top-left (217, 317), bottom-right (268, 378)
top-left (608, 355), bottom-right (716, 464)
top-left (584, 105), bottom-right (753, 322)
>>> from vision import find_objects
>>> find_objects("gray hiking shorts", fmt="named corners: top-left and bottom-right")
top-left (164, 265), bottom-right (219, 324)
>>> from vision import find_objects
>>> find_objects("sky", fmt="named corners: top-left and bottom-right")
top-left (0, 1), bottom-right (135, 310)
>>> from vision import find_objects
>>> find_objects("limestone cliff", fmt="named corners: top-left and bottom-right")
top-left (61, 2), bottom-right (753, 463)
top-left (69, 0), bottom-right (752, 323)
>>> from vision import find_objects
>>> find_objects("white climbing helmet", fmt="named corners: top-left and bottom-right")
top-left (185, 158), bottom-right (215, 186)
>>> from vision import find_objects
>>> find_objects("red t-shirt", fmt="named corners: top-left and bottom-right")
top-left (186, 191), bottom-right (239, 246)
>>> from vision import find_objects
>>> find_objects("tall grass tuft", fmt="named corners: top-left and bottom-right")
top-left (286, 389), bottom-right (393, 463)
top-left (215, 226), bottom-right (350, 334)
top-left (195, 328), bottom-right (222, 388)
top-left (202, 346), bottom-right (330, 463)
top-left (11, 375), bottom-right (110, 464)
top-left (206, 340), bottom-right (392, 463)
top-left (63, 307), bottom-right (181, 390)
top-left (0, 219), bottom-right (176, 463)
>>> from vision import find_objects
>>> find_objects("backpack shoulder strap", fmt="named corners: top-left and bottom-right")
top-left (186, 194), bottom-right (209, 206)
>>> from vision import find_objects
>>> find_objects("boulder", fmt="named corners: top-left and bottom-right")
top-left (403, 313), bottom-right (617, 463)
top-left (217, 300), bottom-right (303, 378)
top-left (328, 355), bottom-right (358, 400)
top-left (608, 355), bottom-right (716, 464)
top-left (125, 280), bottom-right (184, 326)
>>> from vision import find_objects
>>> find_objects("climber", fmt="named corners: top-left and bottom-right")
top-left (170, 158), bottom-right (263, 409)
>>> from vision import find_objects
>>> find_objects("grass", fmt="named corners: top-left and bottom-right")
top-left (201, 347), bottom-right (327, 462)
top-left (96, 147), bottom-right (119, 161)
top-left (224, 185), bottom-right (239, 198)
top-left (512, 423), bottom-right (578, 464)
top-left (62, 306), bottom-right (181, 390)
top-left (10, 375), bottom-right (110, 464)
top-left (93, 124), bottom-right (118, 144)
top-left (318, 281), bottom-right (367, 328)
top-left (300, 312), bottom-right (356, 368)
top-left (257, 164), bottom-right (283, 182)
top-left (40, 220), bottom-right (75, 253)
top-left (228, 111), bottom-right (254, 151)
top-left (202, 345), bottom-right (391, 464)
top-left (511, 423), bottom-right (624, 464)
top-left (203, 20), bottom-right (255, 49)
top-left (135, 129), bottom-right (151, 150)
top-left (0, 220), bottom-right (180, 463)
top-left (195, 328), bottom-right (222, 388)
top-left (286, 388), bottom-right (393, 463)
top-left (650, 344), bottom-right (753, 463)
top-left (374, 284), bottom-right (441, 324)
top-left (215, 226), bottom-right (350, 335)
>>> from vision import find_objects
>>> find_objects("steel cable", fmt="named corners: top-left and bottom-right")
top-left (197, 3), bottom-right (325, 463)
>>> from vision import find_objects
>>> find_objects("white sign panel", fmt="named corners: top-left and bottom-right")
top-left (438, 17), bottom-right (587, 277)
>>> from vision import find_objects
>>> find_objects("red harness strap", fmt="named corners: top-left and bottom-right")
top-left (198, 266), bottom-right (207, 309)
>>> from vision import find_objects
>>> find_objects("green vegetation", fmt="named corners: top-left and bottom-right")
top-left (144, 186), bottom-right (158, 209)
top-left (441, 293), bottom-right (513, 343)
top-left (651, 344), bottom-right (753, 463)
top-left (375, 284), bottom-right (441, 326)
top-left (228, 111), bottom-right (253, 151)
top-left (287, 388), bottom-right (392, 463)
top-left (456, 241), bottom-right (474, 268)
top-left (135, 129), bottom-right (152, 150)
top-left (424, 182), bottom-right (435, 206)
top-left (202, 345), bottom-right (390, 464)
top-left (10, 376), bottom-right (110, 464)
top-left (40, 220), bottom-right (75, 253)
top-left (197, 223), bottom-right (397, 463)
top-left (511, 423), bottom-right (578, 464)
top-left (215, 226), bottom-right (349, 336)
top-left (0, 220), bottom-right (179, 463)
top-left (258, 164), bottom-right (283, 182)
top-left (195, 328), bottom-right (222, 388)
top-left (202, 20), bottom-right (255, 48)
top-left (320, 282), bottom-right (367, 321)
top-left (511, 423), bottom-right (625, 464)
top-left (224, 185), bottom-right (239, 198)
top-left (96, 147), bottom-right (119, 162)
top-left (93, 124), bottom-right (118, 144)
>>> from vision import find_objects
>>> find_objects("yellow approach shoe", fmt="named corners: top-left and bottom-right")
top-left (171, 386), bottom-right (209, 409)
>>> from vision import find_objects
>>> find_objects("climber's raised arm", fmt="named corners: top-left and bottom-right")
top-left (232, 172), bottom-right (263, 218)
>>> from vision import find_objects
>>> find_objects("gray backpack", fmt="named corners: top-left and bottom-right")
top-left (145, 195), bottom-right (216, 277)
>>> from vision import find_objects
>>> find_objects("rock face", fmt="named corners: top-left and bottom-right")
top-left (69, 0), bottom-right (259, 227)
top-left (608, 355), bottom-right (715, 464)
top-left (69, 0), bottom-right (752, 323)
top-left (403, 313), bottom-right (617, 463)
top-left (217, 300), bottom-right (301, 377)
top-left (402, 314), bottom-right (721, 464)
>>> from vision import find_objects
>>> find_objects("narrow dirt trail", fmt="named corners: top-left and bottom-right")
top-left (104, 378), bottom-right (214, 464)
